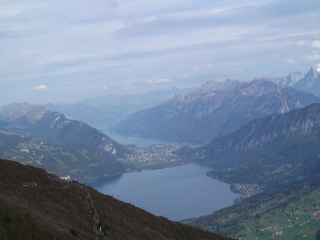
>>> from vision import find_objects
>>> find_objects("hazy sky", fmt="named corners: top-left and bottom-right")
top-left (1, 0), bottom-right (320, 105)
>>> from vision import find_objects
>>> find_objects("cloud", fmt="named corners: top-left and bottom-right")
top-left (284, 58), bottom-right (294, 63)
top-left (145, 77), bottom-right (172, 84)
top-left (296, 40), bottom-right (310, 47)
top-left (34, 85), bottom-right (48, 90)
top-left (305, 54), bottom-right (320, 61)
top-left (123, 85), bottom-right (135, 90)
top-left (107, 1), bottom-right (118, 9)
top-left (124, 14), bottom-right (144, 26)
top-left (311, 40), bottom-right (320, 49)
top-left (2, 0), bottom-right (320, 104)
top-left (296, 38), bottom-right (320, 50)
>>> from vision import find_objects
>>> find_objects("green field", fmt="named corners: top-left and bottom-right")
top-left (184, 186), bottom-right (320, 240)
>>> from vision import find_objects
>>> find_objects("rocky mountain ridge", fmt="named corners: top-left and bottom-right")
top-left (276, 63), bottom-right (320, 96)
top-left (114, 78), bottom-right (319, 143)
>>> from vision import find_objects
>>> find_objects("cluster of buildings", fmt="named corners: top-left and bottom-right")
top-left (233, 184), bottom-right (262, 204)
top-left (120, 143), bottom-right (181, 164)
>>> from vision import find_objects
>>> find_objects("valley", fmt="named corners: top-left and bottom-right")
top-left (2, 64), bottom-right (320, 239)
top-left (3, 1), bottom-right (320, 239)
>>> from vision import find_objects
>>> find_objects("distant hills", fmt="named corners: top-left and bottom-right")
top-left (0, 158), bottom-right (230, 240)
top-left (0, 103), bottom-right (135, 183)
top-left (114, 78), bottom-right (320, 144)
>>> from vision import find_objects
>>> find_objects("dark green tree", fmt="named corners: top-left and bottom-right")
top-left (316, 229), bottom-right (320, 240)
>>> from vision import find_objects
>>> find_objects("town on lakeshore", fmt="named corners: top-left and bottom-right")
top-left (119, 143), bottom-right (186, 170)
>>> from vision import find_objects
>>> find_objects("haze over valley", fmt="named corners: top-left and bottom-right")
top-left (2, 0), bottom-right (320, 239)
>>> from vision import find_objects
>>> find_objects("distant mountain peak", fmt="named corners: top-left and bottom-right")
top-left (199, 79), bottom-right (238, 92)
top-left (312, 63), bottom-right (320, 76)
top-left (0, 102), bottom-right (45, 121)
top-left (276, 71), bottom-right (305, 86)
top-left (276, 63), bottom-right (320, 96)
top-left (252, 77), bottom-right (272, 82)
top-left (21, 105), bottom-right (49, 122)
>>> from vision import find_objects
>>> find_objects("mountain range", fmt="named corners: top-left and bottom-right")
top-left (45, 87), bottom-right (195, 130)
top-left (114, 78), bottom-right (320, 144)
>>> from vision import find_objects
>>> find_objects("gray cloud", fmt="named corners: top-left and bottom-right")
top-left (107, 1), bottom-right (118, 9)
top-left (120, 2), bottom-right (318, 39)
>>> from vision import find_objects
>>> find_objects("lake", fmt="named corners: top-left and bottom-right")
top-left (101, 129), bottom-right (168, 147)
top-left (90, 163), bottom-right (241, 221)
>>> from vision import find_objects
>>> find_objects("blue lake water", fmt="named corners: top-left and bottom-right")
top-left (101, 129), bottom-right (167, 147)
top-left (90, 163), bottom-right (241, 221)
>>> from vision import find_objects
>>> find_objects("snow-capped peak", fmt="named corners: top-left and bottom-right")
top-left (317, 63), bottom-right (320, 73)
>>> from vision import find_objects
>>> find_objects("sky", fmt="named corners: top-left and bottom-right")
top-left (1, 0), bottom-right (320, 105)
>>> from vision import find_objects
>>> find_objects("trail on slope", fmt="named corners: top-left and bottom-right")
top-left (77, 183), bottom-right (109, 240)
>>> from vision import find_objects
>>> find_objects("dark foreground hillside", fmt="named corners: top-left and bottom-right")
top-left (0, 158), bottom-right (231, 240)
